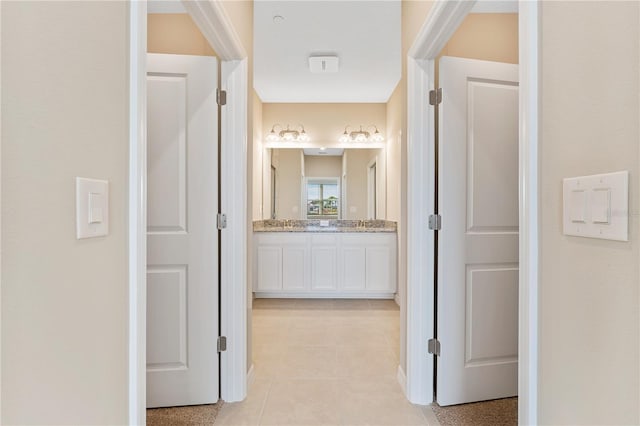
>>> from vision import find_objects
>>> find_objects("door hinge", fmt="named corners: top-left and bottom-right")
top-left (428, 338), bottom-right (441, 356)
top-left (217, 89), bottom-right (227, 106)
top-left (217, 213), bottom-right (227, 230)
top-left (217, 336), bottom-right (227, 353)
top-left (428, 214), bottom-right (442, 231)
top-left (429, 88), bottom-right (442, 106)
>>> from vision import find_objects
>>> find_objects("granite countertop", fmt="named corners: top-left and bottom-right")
top-left (253, 219), bottom-right (397, 233)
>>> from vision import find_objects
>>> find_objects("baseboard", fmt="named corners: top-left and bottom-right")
top-left (394, 293), bottom-right (400, 306)
top-left (247, 363), bottom-right (256, 388)
top-left (397, 365), bottom-right (407, 397)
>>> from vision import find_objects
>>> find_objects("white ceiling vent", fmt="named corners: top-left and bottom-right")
top-left (309, 56), bottom-right (339, 73)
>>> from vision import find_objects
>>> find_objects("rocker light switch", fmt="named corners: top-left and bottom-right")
top-left (591, 188), bottom-right (611, 224)
top-left (76, 177), bottom-right (109, 239)
top-left (569, 190), bottom-right (586, 223)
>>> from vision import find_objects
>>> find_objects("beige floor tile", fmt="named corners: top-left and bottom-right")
top-left (287, 322), bottom-right (338, 346)
top-left (420, 405), bottom-right (442, 426)
top-left (253, 298), bottom-right (302, 310)
top-left (337, 377), bottom-right (427, 426)
top-left (252, 326), bottom-right (289, 347)
top-left (244, 298), bottom-right (410, 425)
top-left (277, 346), bottom-right (338, 379)
top-left (252, 346), bottom-right (284, 380)
top-left (339, 394), bottom-right (428, 426)
top-left (336, 345), bottom-right (398, 378)
top-left (259, 379), bottom-right (342, 426)
top-left (331, 299), bottom-right (372, 310)
top-left (367, 299), bottom-right (400, 311)
top-left (252, 315), bottom-right (293, 330)
top-left (215, 379), bottom-right (271, 426)
top-left (294, 299), bottom-right (337, 309)
top-left (332, 323), bottom-right (390, 346)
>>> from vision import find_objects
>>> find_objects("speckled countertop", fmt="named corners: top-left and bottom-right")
top-left (253, 219), bottom-right (397, 233)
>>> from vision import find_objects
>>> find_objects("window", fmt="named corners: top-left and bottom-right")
top-left (305, 178), bottom-right (340, 219)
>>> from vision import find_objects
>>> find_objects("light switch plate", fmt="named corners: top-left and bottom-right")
top-left (76, 177), bottom-right (109, 239)
top-left (562, 171), bottom-right (628, 241)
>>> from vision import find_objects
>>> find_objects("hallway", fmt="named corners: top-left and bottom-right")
top-left (214, 299), bottom-right (439, 425)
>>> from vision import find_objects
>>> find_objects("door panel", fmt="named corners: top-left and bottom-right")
top-left (437, 56), bottom-right (519, 406)
top-left (146, 53), bottom-right (219, 408)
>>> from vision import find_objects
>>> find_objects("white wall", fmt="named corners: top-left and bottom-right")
top-left (539, 2), bottom-right (640, 424)
top-left (1, 2), bottom-right (129, 424)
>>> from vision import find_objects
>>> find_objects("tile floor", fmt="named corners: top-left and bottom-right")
top-left (214, 298), bottom-right (440, 426)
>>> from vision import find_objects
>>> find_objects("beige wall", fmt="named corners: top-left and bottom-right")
top-left (304, 155), bottom-right (342, 178)
top-left (344, 149), bottom-right (384, 220)
top-left (272, 149), bottom-right (303, 219)
top-left (539, 2), bottom-right (640, 424)
top-left (440, 13), bottom-right (518, 63)
top-left (262, 103), bottom-right (386, 146)
top-left (1, 2), bottom-right (129, 424)
top-left (148, 14), bottom-right (217, 56)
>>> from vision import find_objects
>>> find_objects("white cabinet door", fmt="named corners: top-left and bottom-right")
top-left (257, 246), bottom-right (282, 291)
top-left (283, 246), bottom-right (307, 290)
top-left (341, 247), bottom-right (366, 291)
top-left (311, 247), bottom-right (337, 290)
top-left (437, 56), bottom-right (519, 406)
top-left (146, 54), bottom-right (218, 408)
top-left (366, 246), bottom-right (392, 291)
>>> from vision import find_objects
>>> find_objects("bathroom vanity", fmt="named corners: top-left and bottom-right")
top-left (253, 220), bottom-right (397, 298)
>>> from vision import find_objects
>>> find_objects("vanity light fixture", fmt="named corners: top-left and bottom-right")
top-left (266, 124), bottom-right (310, 143)
top-left (338, 125), bottom-right (385, 143)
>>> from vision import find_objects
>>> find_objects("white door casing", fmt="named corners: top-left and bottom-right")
top-left (437, 56), bottom-right (519, 406)
top-left (146, 53), bottom-right (219, 408)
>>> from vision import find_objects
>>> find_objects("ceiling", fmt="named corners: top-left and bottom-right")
top-left (253, 1), bottom-right (401, 103)
top-left (148, 0), bottom-right (516, 103)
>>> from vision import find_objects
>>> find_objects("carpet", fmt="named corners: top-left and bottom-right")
top-left (432, 397), bottom-right (517, 426)
top-left (147, 401), bottom-right (223, 426)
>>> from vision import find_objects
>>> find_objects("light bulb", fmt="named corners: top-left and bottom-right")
top-left (298, 129), bottom-right (310, 142)
top-left (282, 132), bottom-right (295, 141)
top-left (338, 130), bottom-right (350, 143)
top-left (266, 129), bottom-right (279, 142)
top-left (371, 129), bottom-right (384, 143)
top-left (355, 132), bottom-right (367, 142)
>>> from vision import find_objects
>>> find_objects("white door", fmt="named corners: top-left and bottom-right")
top-left (146, 53), bottom-right (219, 408)
top-left (437, 56), bottom-right (519, 406)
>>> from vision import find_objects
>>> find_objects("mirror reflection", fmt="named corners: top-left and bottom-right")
top-left (263, 148), bottom-right (386, 220)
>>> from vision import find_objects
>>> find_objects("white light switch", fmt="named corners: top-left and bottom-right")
top-left (569, 190), bottom-right (586, 223)
top-left (76, 177), bottom-right (109, 239)
top-left (591, 188), bottom-right (611, 224)
top-left (563, 171), bottom-right (628, 241)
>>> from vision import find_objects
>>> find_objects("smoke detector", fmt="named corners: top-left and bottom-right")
top-left (309, 56), bottom-right (339, 73)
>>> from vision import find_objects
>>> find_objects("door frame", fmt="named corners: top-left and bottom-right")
top-left (404, 1), bottom-right (539, 424)
top-left (128, 1), bottom-right (248, 423)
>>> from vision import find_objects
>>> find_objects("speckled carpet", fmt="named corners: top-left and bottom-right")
top-left (147, 402), bottom-right (223, 426)
top-left (432, 397), bottom-right (517, 426)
